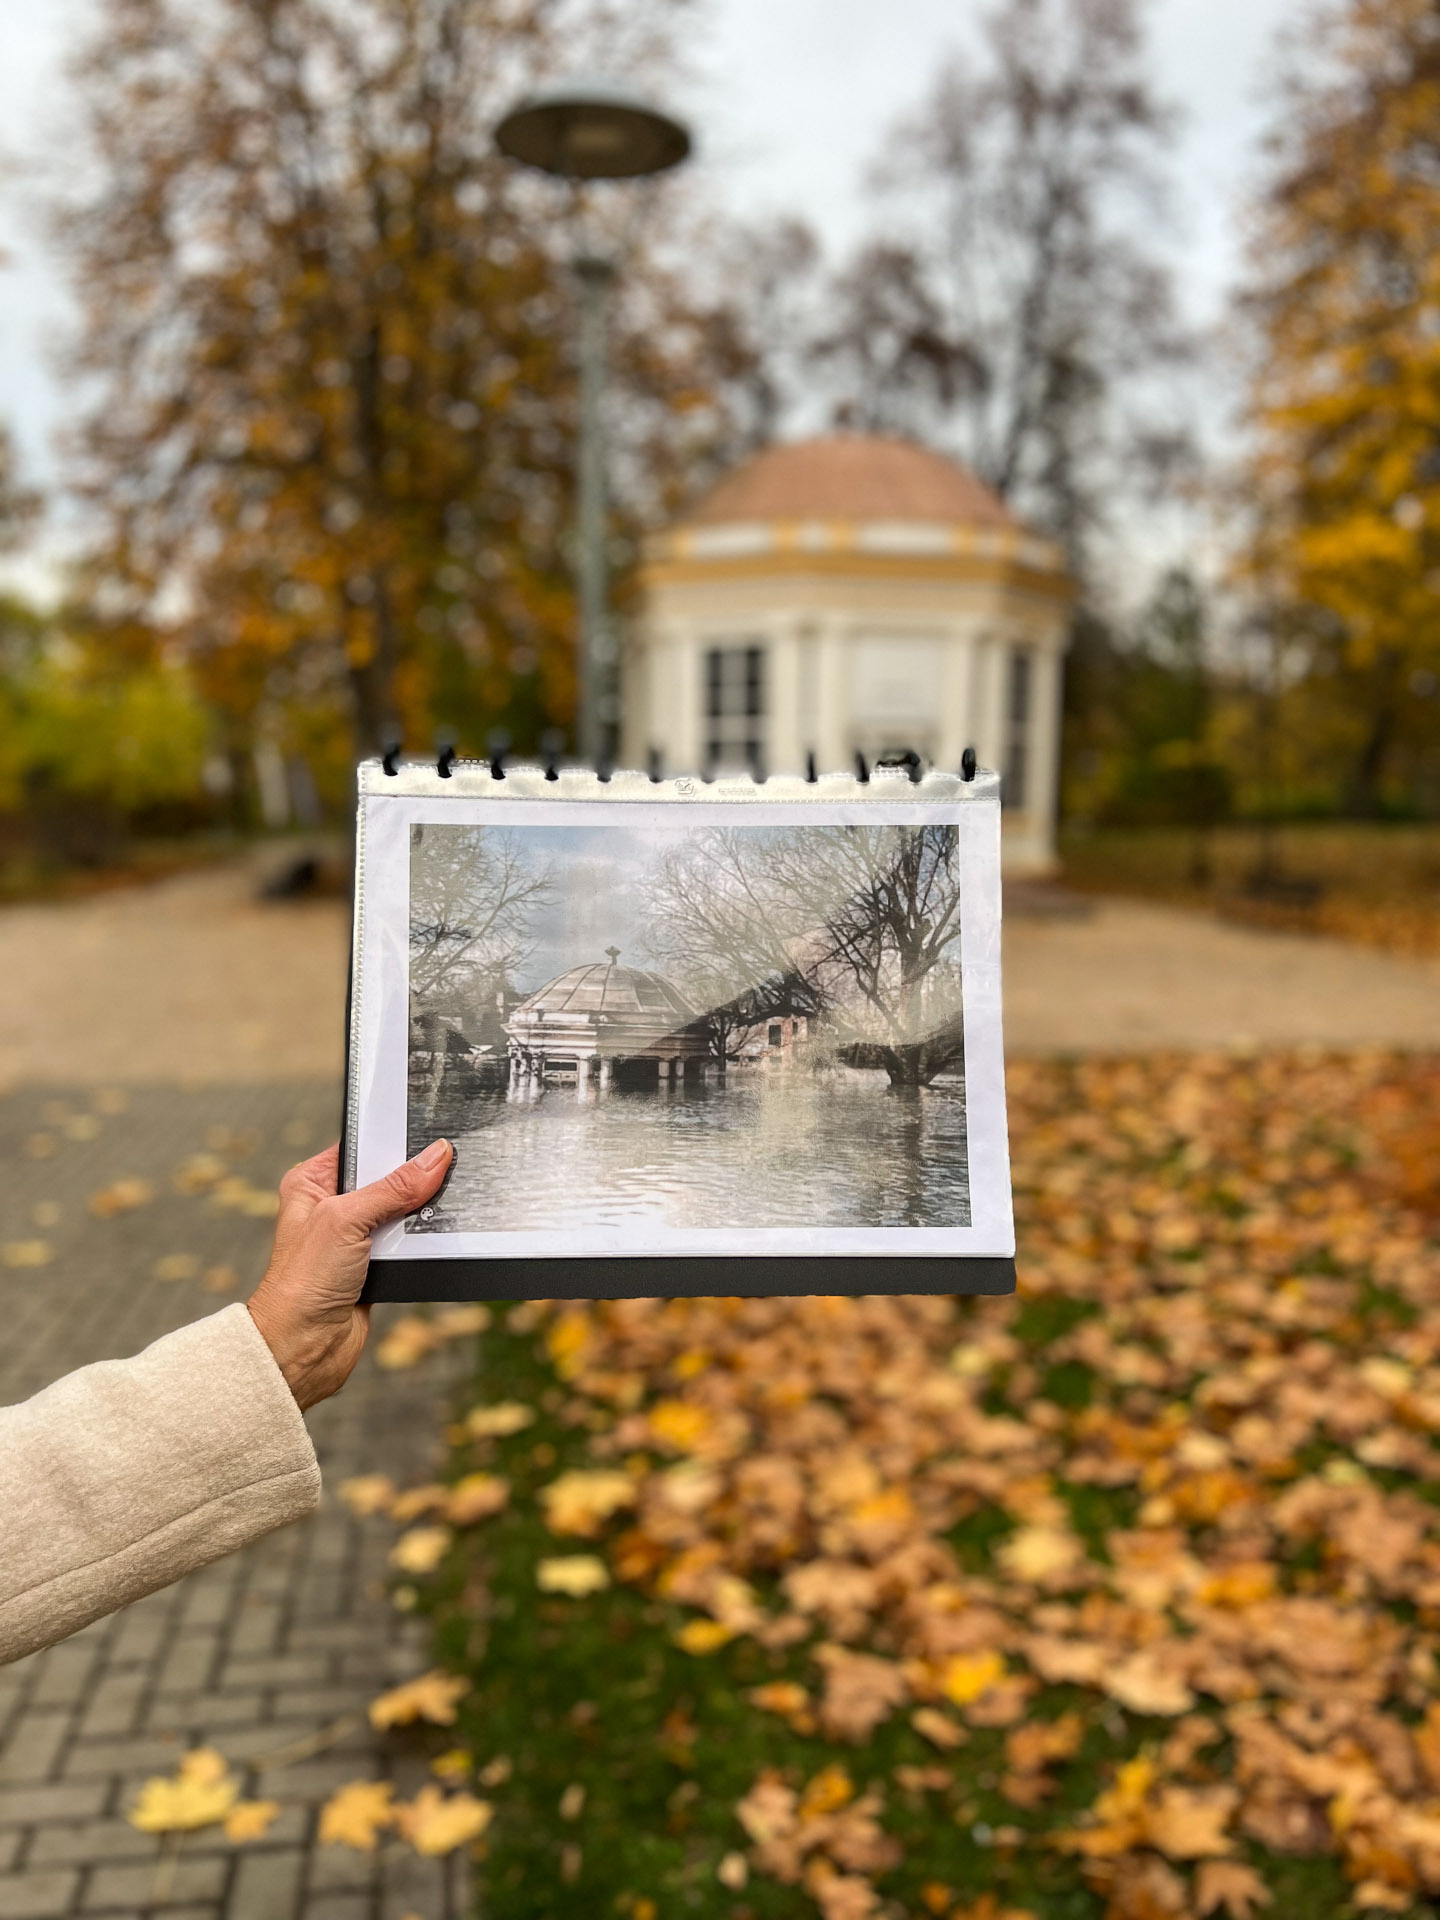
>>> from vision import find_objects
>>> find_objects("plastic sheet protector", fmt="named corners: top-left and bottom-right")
top-left (342, 758), bottom-right (1015, 1300)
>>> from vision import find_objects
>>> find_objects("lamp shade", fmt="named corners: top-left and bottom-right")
top-left (494, 78), bottom-right (692, 180)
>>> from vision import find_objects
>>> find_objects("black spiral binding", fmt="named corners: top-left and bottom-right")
top-left (384, 742), bottom-right (976, 784)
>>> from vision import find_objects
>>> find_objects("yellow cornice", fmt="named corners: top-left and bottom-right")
top-left (637, 549), bottom-right (1077, 604)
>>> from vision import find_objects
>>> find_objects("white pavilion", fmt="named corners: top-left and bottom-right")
top-left (621, 433), bottom-right (1075, 872)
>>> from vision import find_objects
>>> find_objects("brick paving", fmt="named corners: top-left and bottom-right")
top-left (0, 1084), bottom-right (475, 1919)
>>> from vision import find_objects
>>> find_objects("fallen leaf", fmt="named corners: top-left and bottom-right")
top-left (674, 1619), bottom-right (735, 1655)
top-left (88, 1177), bottom-right (155, 1217)
top-left (128, 1748), bottom-right (238, 1833)
top-left (433, 1304), bottom-right (491, 1337)
top-left (911, 1707), bottom-right (968, 1750)
top-left (224, 1799), bottom-right (280, 1843)
top-left (717, 1850), bottom-right (749, 1889)
top-left (376, 1315), bottom-right (441, 1370)
top-left (1144, 1784), bottom-right (1238, 1860)
top-left (318, 1780), bottom-right (396, 1851)
top-left (445, 1473), bottom-right (510, 1525)
top-left (154, 1253), bottom-right (200, 1282)
top-left (394, 1784), bottom-right (493, 1855)
top-left (540, 1469), bottom-right (638, 1536)
top-left (368, 1670), bottom-right (468, 1730)
top-left (3, 1240), bottom-right (53, 1268)
top-left (431, 1749), bottom-right (471, 1780)
top-left (559, 1782), bottom-right (586, 1819)
top-left (536, 1555), bottom-right (610, 1596)
top-left (1102, 1651), bottom-right (1195, 1718)
top-left (466, 1401), bottom-right (536, 1438)
top-left (798, 1764), bottom-right (855, 1818)
top-left (389, 1526), bottom-right (452, 1575)
top-left (1194, 1860), bottom-right (1274, 1919)
top-left (337, 1475), bottom-right (396, 1518)
top-left (941, 1650), bottom-right (1007, 1707)
top-left (173, 1152), bottom-right (227, 1193)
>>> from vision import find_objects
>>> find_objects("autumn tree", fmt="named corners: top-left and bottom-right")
top-left (1240, 0), bottom-right (1440, 814)
top-left (813, 0), bottom-right (1190, 561)
top-left (644, 825), bottom-right (964, 1086)
top-left (50, 0), bottom-right (765, 794)
top-left (408, 823), bottom-right (552, 1010)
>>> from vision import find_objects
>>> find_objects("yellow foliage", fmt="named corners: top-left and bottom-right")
top-left (368, 1670), bottom-right (468, 1730)
top-left (394, 1785), bottom-right (493, 1855)
top-left (536, 1555), bottom-right (611, 1596)
top-left (128, 1749), bottom-right (239, 1834)
top-left (318, 1780), bottom-right (396, 1851)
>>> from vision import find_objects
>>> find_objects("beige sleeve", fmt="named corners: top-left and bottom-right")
top-left (0, 1303), bottom-right (320, 1666)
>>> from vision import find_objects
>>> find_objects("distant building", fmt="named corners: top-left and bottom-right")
top-left (505, 951), bottom-right (710, 1090)
top-left (622, 433), bottom-right (1074, 872)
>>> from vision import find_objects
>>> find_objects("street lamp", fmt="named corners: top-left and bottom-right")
top-left (494, 79), bottom-right (692, 765)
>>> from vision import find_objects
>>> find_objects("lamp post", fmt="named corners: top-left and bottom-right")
top-left (494, 79), bottom-right (692, 765)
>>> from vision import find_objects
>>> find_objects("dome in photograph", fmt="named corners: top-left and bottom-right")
top-left (677, 433), bottom-right (1019, 531)
top-left (513, 955), bottom-right (696, 1022)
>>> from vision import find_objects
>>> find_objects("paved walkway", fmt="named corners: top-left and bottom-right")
top-left (0, 855), bottom-right (1433, 1089)
top-left (0, 1084), bottom-right (471, 1920)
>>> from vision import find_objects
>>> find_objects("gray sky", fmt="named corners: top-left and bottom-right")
top-left (0, 0), bottom-right (1305, 581)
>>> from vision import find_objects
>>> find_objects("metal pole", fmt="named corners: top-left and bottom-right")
top-left (574, 252), bottom-right (617, 764)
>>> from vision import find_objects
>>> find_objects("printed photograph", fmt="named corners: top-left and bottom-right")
top-left (405, 821), bottom-right (968, 1232)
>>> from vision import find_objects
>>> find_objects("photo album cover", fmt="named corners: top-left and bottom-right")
top-left (342, 759), bottom-right (1015, 1300)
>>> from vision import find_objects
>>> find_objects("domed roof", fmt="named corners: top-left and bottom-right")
top-left (679, 434), bottom-right (1016, 531)
top-left (513, 955), bottom-right (695, 1022)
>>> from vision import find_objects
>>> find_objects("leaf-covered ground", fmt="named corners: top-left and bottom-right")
top-left (358, 1050), bottom-right (1440, 1920)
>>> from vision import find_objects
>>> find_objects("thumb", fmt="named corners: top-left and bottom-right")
top-left (334, 1139), bottom-right (452, 1237)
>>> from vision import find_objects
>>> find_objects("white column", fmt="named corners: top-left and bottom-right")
top-left (598, 1057), bottom-right (612, 1090)
top-left (1029, 643), bottom-right (1064, 868)
top-left (674, 630), bottom-right (703, 773)
top-left (796, 622), bottom-right (820, 765)
top-left (816, 619), bottom-right (848, 773)
top-left (938, 623), bottom-right (977, 773)
top-left (768, 621), bottom-right (801, 776)
top-left (976, 636), bottom-right (1007, 777)
top-left (629, 629), bottom-right (656, 764)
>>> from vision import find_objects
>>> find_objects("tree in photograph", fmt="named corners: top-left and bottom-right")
top-left (643, 827), bottom-right (825, 1064)
top-left (644, 826), bottom-right (965, 1087)
top-left (1240, 0), bottom-right (1440, 815)
top-left (51, 0), bottom-right (768, 793)
top-left (408, 825), bottom-right (552, 1009)
top-left (815, 0), bottom-right (1190, 561)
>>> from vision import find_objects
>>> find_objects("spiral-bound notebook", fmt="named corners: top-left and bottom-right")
top-left (342, 757), bottom-right (1015, 1301)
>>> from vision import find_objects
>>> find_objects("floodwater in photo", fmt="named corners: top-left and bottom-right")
top-left (404, 819), bottom-right (970, 1233)
top-left (414, 1073), bottom-right (968, 1232)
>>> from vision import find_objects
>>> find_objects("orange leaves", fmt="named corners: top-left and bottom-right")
top-left (375, 1306), bottom-right (489, 1371)
top-left (88, 1177), bottom-right (155, 1216)
top-left (404, 1051), bottom-right (1440, 1917)
top-left (814, 1646), bottom-right (907, 1743)
top-left (540, 1470), bottom-right (638, 1537)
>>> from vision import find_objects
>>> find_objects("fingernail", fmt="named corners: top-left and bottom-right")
top-left (414, 1139), bottom-right (451, 1170)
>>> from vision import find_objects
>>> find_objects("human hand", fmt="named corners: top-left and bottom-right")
top-left (246, 1138), bottom-right (452, 1412)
